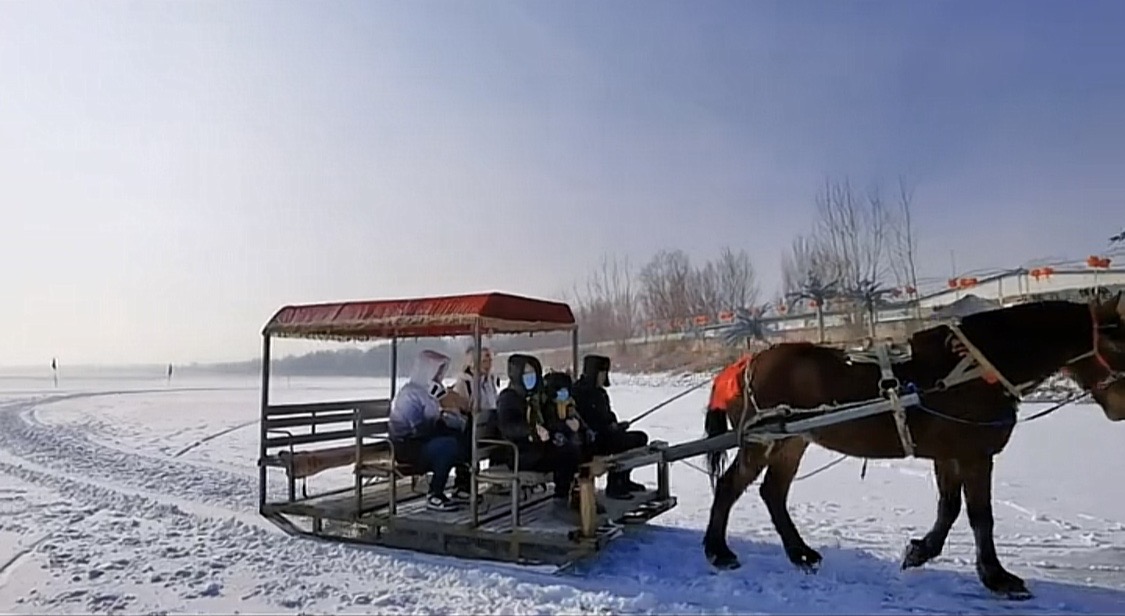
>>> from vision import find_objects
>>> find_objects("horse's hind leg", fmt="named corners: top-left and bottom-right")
top-left (961, 455), bottom-right (1031, 599)
top-left (702, 442), bottom-right (770, 570)
top-left (758, 437), bottom-right (820, 570)
top-left (902, 458), bottom-right (962, 569)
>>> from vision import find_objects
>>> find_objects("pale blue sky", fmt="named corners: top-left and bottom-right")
top-left (3, 1), bottom-right (1124, 366)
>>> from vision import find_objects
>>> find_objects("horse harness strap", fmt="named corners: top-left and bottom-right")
top-left (737, 359), bottom-right (775, 457)
top-left (872, 343), bottom-right (916, 457)
top-left (943, 322), bottom-right (1031, 399)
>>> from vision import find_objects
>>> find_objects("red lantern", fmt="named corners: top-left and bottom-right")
top-left (718, 310), bottom-right (735, 323)
top-left (1088, 256), bottom-right (1112, 269)
top-left (947, 278), bottom-right (959, 289)
top-left (905, 285), bottom-right (917, 295)
top-left (694, 315), bottom-right (710, 327)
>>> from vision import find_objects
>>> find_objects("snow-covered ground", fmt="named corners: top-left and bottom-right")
top-left (1, 373), bottom-right (1124, 614)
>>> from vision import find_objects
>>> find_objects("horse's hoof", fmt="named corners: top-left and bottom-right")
top-left (706, 551), bottom-right (741, 571)
top-left (787, 547), bottom-right (822, 572)
top-left (711, 556), bottom-right (741, 571)
top-left (979, 565), bottom-right (1031, 600)
top-left (901, 538), bottom-right (933, 570)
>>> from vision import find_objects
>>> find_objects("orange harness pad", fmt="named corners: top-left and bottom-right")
top-left (708, 354), bottom-right (752, 412)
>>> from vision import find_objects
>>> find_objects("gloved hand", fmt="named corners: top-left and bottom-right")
top-left (552, 431), bottom-right (567, 447)
top-left (616, 420), bottom-right (631, 431)
top-left (585, 429), bottom-right (597, 443)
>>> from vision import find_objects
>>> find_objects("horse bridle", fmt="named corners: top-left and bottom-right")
top-left (1065, 303), bottom-right (1125, 392)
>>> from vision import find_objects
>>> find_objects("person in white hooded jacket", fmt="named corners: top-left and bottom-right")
top-left (389, 349), bottom-right (472, 511)
top-left (449, 345), bottom-right (501, 438)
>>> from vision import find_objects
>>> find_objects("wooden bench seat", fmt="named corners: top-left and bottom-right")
top-left (261, 398), bottom-right (393, 502)
top-left (279, 443), bottom-right (391, 479)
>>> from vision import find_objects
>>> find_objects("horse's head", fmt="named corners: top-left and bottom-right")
top-left (1065, 292), bottom-right (1125, 420)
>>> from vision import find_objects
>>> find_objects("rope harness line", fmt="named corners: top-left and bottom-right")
top-left (625, 378), bottom-right (713, 427)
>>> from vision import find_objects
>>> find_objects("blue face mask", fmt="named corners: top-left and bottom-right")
top-left (522, 373), bottom-right (537, 390)
top-left (555, 388), bottom-right (569, 402)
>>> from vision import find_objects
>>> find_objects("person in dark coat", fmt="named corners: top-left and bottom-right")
top-left (542, 370), bottom-right (595, 458)
top-left (495, 354), bottom-right (586, 506)
top-left (572, 354), bottom-right (649, 499)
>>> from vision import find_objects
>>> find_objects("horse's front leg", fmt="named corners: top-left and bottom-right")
top-left (758, 437), bottom-right (820, 570)
top-left (702, 443), bottom-right (770, 570)
top-left (903, 458), bottom-right (962, 569)
top-left (961, 455), bottom-right (1031, 599)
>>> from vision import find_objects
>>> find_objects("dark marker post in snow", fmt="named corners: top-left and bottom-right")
top-left (50, 358), bottom-right (58, 388)
top-left (167, 363), bottom-right (173, 385)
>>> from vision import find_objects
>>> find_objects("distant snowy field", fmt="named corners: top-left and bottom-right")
top-left (1, 373), bottom-right (1124, 614)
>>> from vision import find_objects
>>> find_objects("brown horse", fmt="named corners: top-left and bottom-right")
top-left (702, 295), bottom-right (1125, 599)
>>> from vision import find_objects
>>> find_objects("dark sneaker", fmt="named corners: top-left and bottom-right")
top-left (426, 494), bottom-right (460, 512)
top-left (625, 479), bottom-right (648, 493)
top-left (450, 488), bottom-right (482, 505)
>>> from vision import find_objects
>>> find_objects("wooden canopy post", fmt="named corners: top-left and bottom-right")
top-left (571, 328), bottom-right (580, 377)
top-left (258, 334), bottom-right (272, 511)
top-left (390, 337), bottom-right (399, 399)
top-left (470, 319), bottom-right (484, 526)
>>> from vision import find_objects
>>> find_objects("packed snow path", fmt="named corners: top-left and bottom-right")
top-left (1, 376), bottom-right (1124, 614)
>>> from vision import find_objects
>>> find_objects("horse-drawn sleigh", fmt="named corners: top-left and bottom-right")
top-left (255, 290), bottom-right (1125, 598)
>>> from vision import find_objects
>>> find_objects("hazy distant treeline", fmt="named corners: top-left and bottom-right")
top-left (194, 332), bottom-right (574, 377)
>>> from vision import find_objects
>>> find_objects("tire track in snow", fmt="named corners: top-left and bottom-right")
top-left (0, 390), bottom-right (261, 514)
top-left (171, 420), bottom-right (258, 458)
top-left (0, 390), bottom-right (723, 614)
top-left (0, 534), bottom-right (49, 585)
top-left (0, 458), bottom-right (689, 615)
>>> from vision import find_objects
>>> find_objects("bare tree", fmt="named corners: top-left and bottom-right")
top-left (888, 178), bottom-right (920, 288)
top-left (781, 234), bottom-right (834, 297)
top-left (812, 178), bottom-right (891, 293)
top-left (567, 254), bottom-right (640, 344)
top-left (689, 260), bottom-right (722, 318)
top-left (596, 254), bottom-right (639, 342)
top-left (713, 247), bottom-right (760, 311)
top-left (639, 249), bottom-right (695, 322)
top-left (887, 177), bottom-right (922, 318)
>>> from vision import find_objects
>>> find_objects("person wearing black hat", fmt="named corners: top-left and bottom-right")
top-left (571, 354), bottom-right (649, 499)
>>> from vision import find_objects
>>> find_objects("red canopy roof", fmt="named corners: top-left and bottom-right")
top-left (262, 292), bottom-right (576, 340)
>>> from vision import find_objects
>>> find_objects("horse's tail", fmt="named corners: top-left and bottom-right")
top-left (704, 406), bottom-right (730, 492)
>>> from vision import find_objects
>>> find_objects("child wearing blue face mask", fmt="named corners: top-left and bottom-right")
top-left (543, 371), bottom-right (595, 455)
top-left (496, 354), bottom-right (589, 509)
